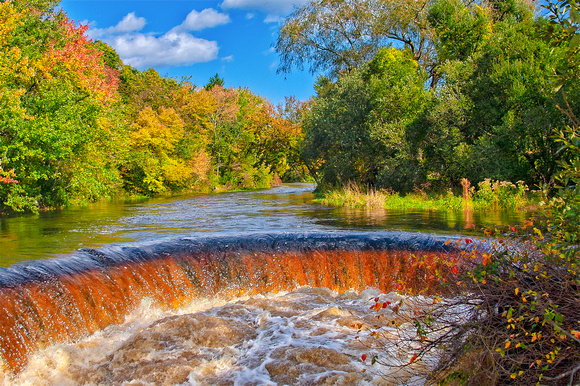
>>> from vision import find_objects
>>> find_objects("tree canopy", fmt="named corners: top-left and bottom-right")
top-left (0, 0), bottom-right (308, 213)
top-left (297, 0), bottom-right (578, 194)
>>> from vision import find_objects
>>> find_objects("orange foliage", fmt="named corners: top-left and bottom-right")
top-left (41, 20), bottom-right (119, 103)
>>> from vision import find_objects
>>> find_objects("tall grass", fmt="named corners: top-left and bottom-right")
top-left (317, 180), bottom-right (537, 212)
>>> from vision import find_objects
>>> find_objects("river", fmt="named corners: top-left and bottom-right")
top-left (0, 184), bottom-right (527, 385)
top-left (0, 183), bottom-right (527, 266)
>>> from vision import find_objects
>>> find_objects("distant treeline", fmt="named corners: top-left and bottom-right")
top-left (2, 0), bottom-right (579, 214)
top-left (0, 0), bottom-right (308, 213)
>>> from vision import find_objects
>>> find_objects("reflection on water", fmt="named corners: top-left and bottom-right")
top-left (0, 183), bottom-right (530, 265)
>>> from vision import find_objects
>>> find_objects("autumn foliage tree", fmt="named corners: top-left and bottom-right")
top-left (0, 0), bottom-right (308, 212)
top-left (122, 107), bottom-right (190, 194)
top-left (0, 0), bottom-right (123, 212)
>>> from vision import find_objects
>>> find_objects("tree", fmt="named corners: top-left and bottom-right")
top-left (204, 86), bottom-right (240, 179)
top-left (427, 0), bottom-right (492, 63)
top-left (204, 73), bottom-right (224, 90)
top-left (272, 97), bottom-right (310, 181)
top-left (410, 0), bottom-right (567, 190)
top-left (543, 0), bottom-right (580, 242)
top-left (276, 0), bottom-right (437, 82)
top-left (122, 106), bottom-right (190, 194)
top-left (0, 0), bottom-right (124, 212)
top-left (118, 67), bottom-right (183, 118)
top-left (302, 48), bottom-right (428, 190)
top-left (360, 4), bottom-right (580, 384)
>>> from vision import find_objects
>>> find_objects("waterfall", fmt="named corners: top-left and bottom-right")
top-left (0, 231), bottom-right (468, 375)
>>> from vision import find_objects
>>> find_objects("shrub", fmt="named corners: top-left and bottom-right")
top-left (358, 114), bottom-right (580, 386)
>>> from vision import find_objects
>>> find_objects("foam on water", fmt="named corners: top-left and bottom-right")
top-left (0, 232), bottom-right (480, 384)
top-left (6, 288), bottom-right (434, 385)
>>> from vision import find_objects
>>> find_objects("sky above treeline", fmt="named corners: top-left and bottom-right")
top-left (59, 0), bottom-right (316, 104)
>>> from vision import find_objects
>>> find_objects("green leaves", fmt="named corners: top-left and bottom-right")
top-left (302, 48), bottom-right (428, 191)
top-left (0, 1), bottom-right (125, 211)
top-left (276, 0), bottom-right (436, 80)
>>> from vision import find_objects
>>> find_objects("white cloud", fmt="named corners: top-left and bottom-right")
top-left (89, 12), bottom-right (146, 38)
top-left (222, 55), bottom-right (235, 62)
top-left (87, 11), bottom-right (224, 68)
top-left (220, 0), bottom-right (310, 21)
top-left (264, 14), bottom-right (284, 23)
top-left (111, 31), bottom-right (219, 68)
top-left (173, 8), bottom-right (231, 32)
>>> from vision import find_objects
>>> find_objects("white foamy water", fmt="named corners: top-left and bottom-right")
top-left (5, 288), bottom-right (434, 385)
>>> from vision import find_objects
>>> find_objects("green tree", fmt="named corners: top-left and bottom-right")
top-left (411, 0), bottom-right (568, 190)
top-left (302, 48), bottom-right (428, 190)
top-left (118, 67), bottom-right (184, 119)
top-left (0, 0), bottom-right (123, 212)
top-left (204, 73), bottom-right (224, 90)
top-left (373, 4), bottom-right (580, 383)
top-left (276, 0), bottom-right (437, 82)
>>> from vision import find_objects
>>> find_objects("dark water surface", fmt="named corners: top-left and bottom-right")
top-left (0, 183), bottom-right (529, 266)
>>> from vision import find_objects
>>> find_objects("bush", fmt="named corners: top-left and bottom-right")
top-left (472, 179), bottom-right (529, 210)
top-left (358, 113), bottom-right (580, 385)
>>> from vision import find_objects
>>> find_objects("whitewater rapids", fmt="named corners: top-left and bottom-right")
top-left (8, 287), bottom-right (432, 385)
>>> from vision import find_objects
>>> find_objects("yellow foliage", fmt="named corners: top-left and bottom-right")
top-left (130, 107), bottom-right (184, 154)
top-left (183, 88), bottom-right (216, 132)
top-left (161, 157), bottom-right (191, 184)
top-left (191, 149), bottom-right (212, 182)
top-left (0, 2), bottom-right (20, 42)
top-left (0, 2), bottom-right (32, 121)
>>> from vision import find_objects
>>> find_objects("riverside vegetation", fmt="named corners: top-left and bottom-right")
top-left (317, 179), bottom-right (536, 212)
top-left (282, 0), bottom-right (579, 202)
top-left (0, 0), bottom-right (309, 214)
top-left (2, 0), bottom-right (580, 383)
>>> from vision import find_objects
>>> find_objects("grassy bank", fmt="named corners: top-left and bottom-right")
top-left (316, 179), bottom-right (540, 212)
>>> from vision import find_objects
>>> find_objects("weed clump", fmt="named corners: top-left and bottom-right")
top-left (317, 179), bottom-right (536, 212)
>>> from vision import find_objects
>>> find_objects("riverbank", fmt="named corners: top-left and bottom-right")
top-left (316, 180), bottom-right (541, 212)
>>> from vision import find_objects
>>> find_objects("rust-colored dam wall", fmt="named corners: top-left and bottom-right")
top-left (0, 231), bottom-right (469, 374)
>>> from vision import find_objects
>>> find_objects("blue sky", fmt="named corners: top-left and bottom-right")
top-left (59, 0), bottom-right (316, 104)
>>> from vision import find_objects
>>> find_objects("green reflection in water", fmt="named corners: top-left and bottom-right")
top-left (0, 184), bottom-right (532, 267)
top-left (330, 206), bottom-right (529, 235)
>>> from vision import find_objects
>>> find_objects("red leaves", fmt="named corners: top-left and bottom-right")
top-left (45, 19), bottom-right (119, 103)
top-left (452, 266), bottom-right (458, 275)
top-left (361, 354), bottom-right (367, 362)
top-left (0, 176), bottom-right (18, 184)
top-left (0, 168), bottom-right (18, 184)
top-left (370, 300), bottom-right (392, 312)
top-left (410, 353), bottom-right (418, 364)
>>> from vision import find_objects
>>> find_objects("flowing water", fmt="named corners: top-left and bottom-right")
top-left (11, 288), bottom-right (433, 385)
top-left (0, 184), bottom-right (526, 385)
top-left (0, 183), bottom-right (527, 265)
